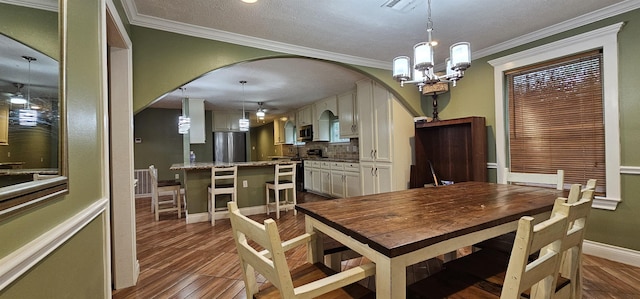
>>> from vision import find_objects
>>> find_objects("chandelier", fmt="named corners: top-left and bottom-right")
top-left (392, 0), bottom-right (471, 91)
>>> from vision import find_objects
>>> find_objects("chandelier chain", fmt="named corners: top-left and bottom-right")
top-left (426, 0), bottom-right (433, 32)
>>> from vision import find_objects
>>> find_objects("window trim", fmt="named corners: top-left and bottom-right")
top-left (489, 22), bottom-right (623, 210)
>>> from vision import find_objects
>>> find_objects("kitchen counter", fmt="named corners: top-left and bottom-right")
top-left (170, 160), bottom-right (299, 223)
top-left (170, 160), bottom-right (299, 171)
top-left (301, 157), bottom-right (359, 163)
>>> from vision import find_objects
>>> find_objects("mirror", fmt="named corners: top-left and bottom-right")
top-left (0, 2), bottom-right (68, 219)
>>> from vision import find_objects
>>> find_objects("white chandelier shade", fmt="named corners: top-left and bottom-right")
top-left (413, 42), bottom-right (434, 71)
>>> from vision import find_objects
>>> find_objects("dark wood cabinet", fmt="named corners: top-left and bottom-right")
top-left (412, 116), bottom-right (487, 188)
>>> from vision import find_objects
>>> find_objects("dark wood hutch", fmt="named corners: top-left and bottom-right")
top-left (412, 116), bottom-right (487, 188)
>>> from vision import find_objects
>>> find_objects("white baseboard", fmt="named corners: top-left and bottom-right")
top-left (0, 198), bottom-right (109, 291)
top-left (185, 212), bottom-right (209, 224)
top-left (583, 240), bottom-right (640, 268)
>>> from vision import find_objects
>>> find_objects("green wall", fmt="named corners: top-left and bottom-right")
top-left (133, 108), bottom-right (214, 180)
top-left (251, 122), bottom-right (276, 161)
top-left (0, 0), bottom-right (108, 297)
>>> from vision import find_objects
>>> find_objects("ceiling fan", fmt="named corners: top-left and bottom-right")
top-left (256, 102), bottom-right (267, 120)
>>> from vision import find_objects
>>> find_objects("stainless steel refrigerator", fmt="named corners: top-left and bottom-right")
top-left (213, 132), bottom-right (246, 163)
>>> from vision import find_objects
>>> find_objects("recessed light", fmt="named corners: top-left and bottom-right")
top-left (241, 0), bottom-right (257, 3)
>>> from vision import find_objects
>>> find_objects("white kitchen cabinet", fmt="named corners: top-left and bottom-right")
top-left (273, 118), bottom-right (287, 145)
top-left (357, 79), bottom-right (391, 162)
top-left (328, 161), bottom-right (360, 198)
top-left (213, 110), bottom-right (243, 132)
top-left (360, 162), bottom-right (392, 195)
top-left (338, 90), bottom-right (358, 138)
top-left (320, 161), bottom-right (331, 194)
top-left (330, 169), bottom-right (345, 197)
top-left (329, 162), bottom-right (345, 198)
top-left (311, 161), bottom-right (322, 192)
top-left (315, 95), bottom-right (337, 119)
top-left (356, 78), bottom-right (415, 195)
top-left (344, 170), bottom-right (361, 197)
top-left (303, 161), bottom-right (314, 191)
top-left (297, 105), bottom-right (312, 127)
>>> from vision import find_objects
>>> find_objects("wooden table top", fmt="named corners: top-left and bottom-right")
top-left (296, 181), bottom-right (565, 258)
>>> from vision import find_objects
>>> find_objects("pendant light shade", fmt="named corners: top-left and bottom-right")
top-left (392, 56), bottom-right (411, 82)
top-left (239, 80), bottom-right (250, 132)
top-left (450, 42), bottom-right (471, 71)
top-left (413, 42), bottom-right (434, 71)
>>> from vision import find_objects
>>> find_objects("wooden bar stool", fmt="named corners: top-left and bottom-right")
top-left (208, 165), bottom-right (238, 226)
top-left (148, 165), bottom-right (182, 221)
top-left (265, 163), bottom-right (296, 219)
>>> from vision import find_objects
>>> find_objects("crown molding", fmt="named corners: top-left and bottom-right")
top-left (122, 1), bottom-right (389, 69)
top-left (0, 0), bottom-right (57, 12)
top-left (121, 0), bottom-right (640, 70)
top-left (474, 0), bottom-right (640, 60)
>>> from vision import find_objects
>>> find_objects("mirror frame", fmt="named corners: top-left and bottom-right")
top-left (0, 0), bottom-right (68, 219)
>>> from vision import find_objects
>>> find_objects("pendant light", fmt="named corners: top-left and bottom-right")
top-left (239, 81), bottom-right (250, 131)
top-left (18, 56), bottom-right (38, 126)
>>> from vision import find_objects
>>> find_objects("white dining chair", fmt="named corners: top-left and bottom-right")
top-left (227, 201), bottom-right (375, 299)
top-left (149, 165), bottom-right (182, 221)
top-left (265, 163), bottom-right (296, 219)
top-left (208, 165), bottom-right (237, 226)
top-left (502, 167), bottom-right (564, 190)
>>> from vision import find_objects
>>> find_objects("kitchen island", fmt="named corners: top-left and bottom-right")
top-left (170, 160), bottom-right (299, 223)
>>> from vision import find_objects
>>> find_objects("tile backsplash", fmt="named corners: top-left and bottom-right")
top-left (282, 139), bottom-right (359, 161)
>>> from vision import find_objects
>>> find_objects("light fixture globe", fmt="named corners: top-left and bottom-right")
top-left (392, 56), bottom-right (411, 82)
top-left (450, 42), bottom-right (471, 71)
top-left (413, 42), bottom-right (434, 71)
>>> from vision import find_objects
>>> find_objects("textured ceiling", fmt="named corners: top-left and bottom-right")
top-left (126, 0), bottom-right (633, 124)
top-left (3, 0), bottom-right (635, 126)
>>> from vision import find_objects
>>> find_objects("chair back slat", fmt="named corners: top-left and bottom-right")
top-left (227, 202), bottom-right (295, 297)
top-left (501, 214), bottom-right (568, 299)
top-left (274, 163), bottom-right (295, 184)
top-left (503, 168), bottom-right (564, 190)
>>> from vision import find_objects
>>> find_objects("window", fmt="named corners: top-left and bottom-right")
top-left (330, 118), bottom-right (349, 143)
top-left (506, 51), bottom-right (605, 192)
top-left (489, 23), bottom-right (623, 210)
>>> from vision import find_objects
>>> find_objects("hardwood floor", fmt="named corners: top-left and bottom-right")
top-left (113, 192), bottom-right (640, 299)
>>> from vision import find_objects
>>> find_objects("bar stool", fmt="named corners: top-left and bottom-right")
top-left (208, 165), bottom-right (238, 226)
top-left (265, 163), bottom-right (296, 219)
top-left (149, 165), bottom-right (182, 221)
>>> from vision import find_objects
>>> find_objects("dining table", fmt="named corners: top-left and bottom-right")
top-left (295, 181), bottom-right (566, 299)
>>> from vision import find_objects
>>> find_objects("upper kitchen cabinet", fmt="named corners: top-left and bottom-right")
top-left (337, 89), bottom-right (358, 138)
top-left (314, 95), bottom-right (337, 118)
top-left (356, 78), bottom-right (415, 194)
top-left (296, 105), bottom-right (312, 127)
top-left (358, 79), bottom-right (391, 162)
top-left (273, 116), bottom-right (296, 145)
top-left (213, 110), bottom-right (244, 132)
top-left (313, 95), bottom-right (337, 142)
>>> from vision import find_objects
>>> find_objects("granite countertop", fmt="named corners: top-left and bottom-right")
top-left (170, 160), bottom-right (300, 170)
top-left (0, 168), bottom-right (58, 176)
top-left (301, 158), bottom-right (359, 163)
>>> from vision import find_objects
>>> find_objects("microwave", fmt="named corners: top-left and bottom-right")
top-left (298, 125), bottom-right (313, 141)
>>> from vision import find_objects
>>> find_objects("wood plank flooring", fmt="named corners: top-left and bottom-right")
top-left (112, 192), bottom-right (640, 299)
